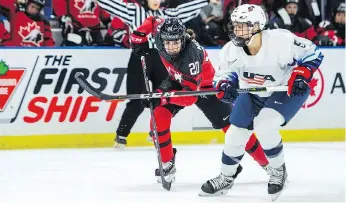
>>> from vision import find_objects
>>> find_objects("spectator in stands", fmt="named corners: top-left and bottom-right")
top-left (52, 0), bottom-right (111, 46)
top-left (0, 0), bottom-right (26, 20)
top-left (184, 0), bottom-right (224, 46)
top-left (324, 0), bottom-right (344, 21)
top-left (102, 0), bottom-right (141, 47)
top-left (4, 0), bottom-right (55, 46)
top-left (0, 19), bottom-right (11, 46)
top-left (316, 2), bottom-right (345, 46)
top-left (199, 1), bottom-right (223, 45)
top-left (103, 17), bottom-right (130, 47)
top-left (269, 0), bottom-right (318, 25)
top-left (269, 0), bottom-right (317, 41)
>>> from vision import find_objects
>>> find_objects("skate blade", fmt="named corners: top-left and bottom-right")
top-left (270, 183), bottom-right (287, 201)
top-left (113, 142), bottom-right (126, 149)
top-left (199, 188), bottom-right (230, 197)
top-left (147, 135), bottom-right (153, 143)
top-left (157, 175), bottom-right (175, 184)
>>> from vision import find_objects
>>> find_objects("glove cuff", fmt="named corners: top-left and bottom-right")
top-left (131, 31), bottom-right (148, 44)
top-left (293, 66), bottom-right (312, 81)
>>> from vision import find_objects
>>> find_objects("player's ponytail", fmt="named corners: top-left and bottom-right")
top-left (186, 29), bottom-right (196, 41)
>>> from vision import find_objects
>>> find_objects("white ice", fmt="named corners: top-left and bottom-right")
top-left (0, 143), bottom-right (345, 203)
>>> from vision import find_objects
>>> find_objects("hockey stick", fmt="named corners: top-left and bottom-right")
top-left (139, 55), bottom-right (172, 191)
top-left (74, 72), bottom-right (288, 101)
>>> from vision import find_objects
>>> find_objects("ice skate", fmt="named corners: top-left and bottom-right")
top-left (113, 135), bottom-right (127, 148)
top-left (268, 164), bottom-right (287, 201)
top-left (156, 148), bottom-right (177, 183)
top-left (262, 164), bottom-right (274, 173)
top-left (199, 164), bottom-right (243, 196)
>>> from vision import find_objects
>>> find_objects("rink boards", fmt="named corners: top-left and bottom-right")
top-left (0, 47), bottom-right (344, 149)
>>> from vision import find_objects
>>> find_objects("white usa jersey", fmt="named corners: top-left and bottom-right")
top-left (214, 29), bottom-right (323, 97)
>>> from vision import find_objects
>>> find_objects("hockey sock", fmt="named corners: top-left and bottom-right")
top-left (245, 133), bottom-right (269, 166)
top-left (223, 124), bottom-right (268, 166)
top-left (150, 106), bottom-right (174, 163)
top-left (222, 125), bottom-right (230, 133)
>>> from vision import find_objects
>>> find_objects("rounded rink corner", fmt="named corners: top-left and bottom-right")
top-left (0, 47), bottom-right (344, 150)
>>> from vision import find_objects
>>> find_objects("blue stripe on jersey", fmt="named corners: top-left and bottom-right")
top-left (297, 47), bottom-right (324, 70)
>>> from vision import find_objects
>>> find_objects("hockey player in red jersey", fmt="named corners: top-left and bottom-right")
top-left (316, 2), bottom-right (345, 46)
top-left (130, 16), bottom-right (270, 183)
top-left (52, 0), bottom-right (110, 46)
top-left (103, 17), bottom-right (130, 48)
top-left (8, 0), bottom-right (55, 47)
top-left (0, 20), bottom-right (11, 46)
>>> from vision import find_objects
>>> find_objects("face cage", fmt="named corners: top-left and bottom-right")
top-left (227, 21), bottom-right (261, 47)
top-left (161, 35), bottom-right (185, 59)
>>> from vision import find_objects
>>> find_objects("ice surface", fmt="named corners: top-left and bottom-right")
top-left (0, 143), bottom-right (345, 203)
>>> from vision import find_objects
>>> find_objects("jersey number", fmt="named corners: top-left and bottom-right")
top-left (189, 62), bottom-right (200, 75)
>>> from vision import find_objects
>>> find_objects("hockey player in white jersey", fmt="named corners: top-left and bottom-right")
top-left (199, 4), bottom-right (324, 201)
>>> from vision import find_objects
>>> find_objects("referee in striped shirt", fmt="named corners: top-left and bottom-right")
top-left (97, 0), bottom-right (219, 147)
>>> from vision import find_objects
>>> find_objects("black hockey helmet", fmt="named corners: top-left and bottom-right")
top-left (27, 0), bottom-right (45, 8)
top-left (333, 2), bottom-right (345, 15)
top-left (25, 0), bottom-right (45, 19)
top-left (284, 0), bottom-right (299, 6)
top-left (332, 2), bottom-right (345, 37)
top-left (159, 17), bottom-right (187, 58)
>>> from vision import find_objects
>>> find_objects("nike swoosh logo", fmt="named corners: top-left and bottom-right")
top-left (274, 101), bottom-right (283, 104)
top-left (223, 115), bottom-right (230, 121)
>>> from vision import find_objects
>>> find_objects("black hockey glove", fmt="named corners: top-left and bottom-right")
top-left (217, 82), bottom-right (239, 103)
top-left (130, 31), bottom-right (149, 56)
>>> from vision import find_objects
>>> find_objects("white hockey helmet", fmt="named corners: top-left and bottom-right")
top-left (228, 4), bottom-right (267, 47)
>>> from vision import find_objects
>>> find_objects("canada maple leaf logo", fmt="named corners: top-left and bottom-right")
top-left (75, 0), bottom-right (97, 14)
top-left (302, 69), bottom-right (324, 109)
top-left (18, 22), bottom-right (43, 46)
top-left (308, 78), bottom-right (318, 96)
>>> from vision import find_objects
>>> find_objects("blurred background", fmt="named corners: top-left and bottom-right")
top-left (0, 0), bottom-right (345, 48)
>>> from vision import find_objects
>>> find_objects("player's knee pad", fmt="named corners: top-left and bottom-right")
top-left (253, 108), bottom-right (284, 147)
top-left (224, 125), bottom-right (253, 156)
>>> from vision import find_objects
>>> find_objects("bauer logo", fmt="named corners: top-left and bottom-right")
top-left (0, 61), bottom-right (26, 112)
top-left (302, 68), bottom-right (324, 109)
top-left (23, 55), bottom-right (126, 123)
